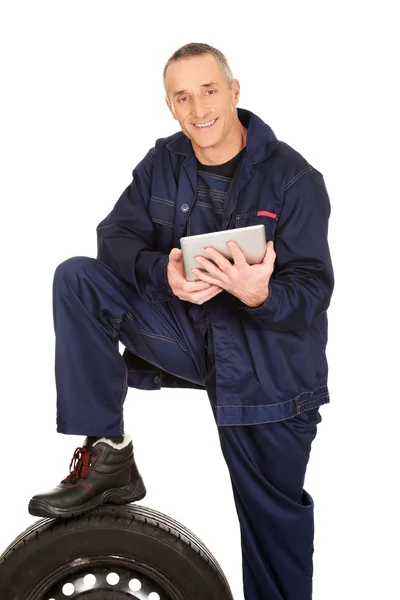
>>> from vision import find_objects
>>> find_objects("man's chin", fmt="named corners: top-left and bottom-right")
top-left (187, 132), bottom-right (220, 149)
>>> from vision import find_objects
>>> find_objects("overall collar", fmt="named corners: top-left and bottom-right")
top-left (166, 107), bottom-right (278, 165)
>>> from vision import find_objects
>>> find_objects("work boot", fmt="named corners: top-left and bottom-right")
top-left (28, 435), bottom-right (146, 519)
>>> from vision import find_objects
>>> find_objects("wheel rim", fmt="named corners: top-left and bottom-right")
top-left (28, 555), bottom-right (184, 600)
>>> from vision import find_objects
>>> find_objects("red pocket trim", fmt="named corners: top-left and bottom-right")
top-left (257, 210), bottom-right (277, 219)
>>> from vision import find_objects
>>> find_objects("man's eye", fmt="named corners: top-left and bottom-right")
top-left (206, 90), bottom-right (216, 95)
top-left (179, 97), bottom-right (188, 103)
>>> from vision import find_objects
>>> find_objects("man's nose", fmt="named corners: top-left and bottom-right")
top-left (192, 95), bottom-right (209, 119)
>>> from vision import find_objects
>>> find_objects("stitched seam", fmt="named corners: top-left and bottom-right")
top-left (197, 186), bottom-right (227, 198)
top-left (150, 196), bottom-right (175, 206)
top-left (299, 392), bottom-right (329, 405)
top-left (136, 328), bottom-right (188, 352)
top-left (197, 192), bottom-right (225, 202)
top-left (146, 151), bottom-right (155, 165)
top-left (151, 218), bottom-right (174, 227)
top-left (215, 406), bottom-right (327, 426)
top-left (284, 166), bottom-right (312, 192)
top-left (121, 365), bottom-right (128, 410)
top-left (78, 481), bottom-right (95, 498)
top-left (194, 201), bottom-right (224, 212)
top-left (128, 368), bottom-right (159, 372)
top-left (219, 390), bottom-right (329, 408)
top-left (197, 185), bottom-right (226, 197)
top-left (96, 223), bottom-right (116, 230)
top-left (93, 464), bottom-right (130, 477)
top-left (166, 132), bottom-right (186, 153)
top-left (204, 363), bottom-right (216, 383)
top-left (235, 212), bottom-right (258, 219)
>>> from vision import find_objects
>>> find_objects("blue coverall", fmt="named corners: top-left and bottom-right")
top-left (54, 107), bottom-right (334, 600)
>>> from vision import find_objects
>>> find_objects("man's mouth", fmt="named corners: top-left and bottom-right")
top-left (193, 118), bottom-right (218, 130)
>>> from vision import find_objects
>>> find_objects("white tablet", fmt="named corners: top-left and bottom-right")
top-left (180, 224), bottom-right (266, 281)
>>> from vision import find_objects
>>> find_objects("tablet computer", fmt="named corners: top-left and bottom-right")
top-left (180, 224), bottom-right (266, 281)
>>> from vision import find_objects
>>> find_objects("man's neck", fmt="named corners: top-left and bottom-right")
top-left (193, 121), bottom-right (247, 166)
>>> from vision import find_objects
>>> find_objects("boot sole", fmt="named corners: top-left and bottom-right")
top-left (28, 476), bottom-right (147, 519)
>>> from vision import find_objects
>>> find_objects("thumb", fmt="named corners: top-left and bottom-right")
top-left (170, 248), bottom-right (183, 261)
top-left (263, 240), bottom-right (275, 262)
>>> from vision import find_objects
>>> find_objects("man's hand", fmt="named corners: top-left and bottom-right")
top-left (167, 248), bottom-right (224, 305)
top-left (191, 240), bottom-right (276, 308)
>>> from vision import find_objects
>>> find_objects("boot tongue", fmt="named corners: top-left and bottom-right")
top-left (85, 436), bottom-right (125, 448)
top-left (84, 436), bottom-right (101, 449)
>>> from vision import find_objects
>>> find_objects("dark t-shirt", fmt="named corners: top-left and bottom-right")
top-left (196, 146), bottom-right (246, 178)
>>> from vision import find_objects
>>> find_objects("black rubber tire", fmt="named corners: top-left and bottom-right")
top-left (0, 504), bottom-right (234, 600)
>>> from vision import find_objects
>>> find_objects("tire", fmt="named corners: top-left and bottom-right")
top-left (0, 504), bottom-right (234, 600)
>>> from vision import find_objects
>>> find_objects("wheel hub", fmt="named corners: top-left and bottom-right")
top-left (38, 556), bottom-right (177, 600)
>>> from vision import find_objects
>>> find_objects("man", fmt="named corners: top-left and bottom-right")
top-left (29, 42), bottom-right (334, 600)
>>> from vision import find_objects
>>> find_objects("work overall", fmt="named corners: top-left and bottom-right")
top-left (54, 254), bottom-right (322, 600)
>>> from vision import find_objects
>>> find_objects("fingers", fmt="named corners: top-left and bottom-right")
top-left (168, 248), bottom-right (207, 293)
top-left (174, 273), bottom-right (214, 294)
top-left (200, 247), bottom-right (232, 273)
top-left (183, 279), bottom-right (212, 292)
top-left (226, 241), bottom-right (247, 265)
top-left (189, 285), bottom-right (223, 305)
top-left (191, 267), bottom-right (220, 287)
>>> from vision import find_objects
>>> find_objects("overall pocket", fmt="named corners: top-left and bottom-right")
top-left (234, 210), bottom-right (279, 241)
top-left (148, 196), bottom-right (175, 251)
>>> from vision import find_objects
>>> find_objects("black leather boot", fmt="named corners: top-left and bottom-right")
top-left (28, 438), bottom-right (146, 519)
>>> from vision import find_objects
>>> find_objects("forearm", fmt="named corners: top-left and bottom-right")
top-left (238, 268), bottom-right (333, 331)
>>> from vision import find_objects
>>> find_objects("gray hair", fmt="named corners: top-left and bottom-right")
top-left (163, 42), bottom-right (234, 101)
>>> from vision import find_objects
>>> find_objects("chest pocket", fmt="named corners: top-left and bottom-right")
top-left (148, 196), bottom-right (175, 252)
top-left (234, 210), bottom-right (279, 241)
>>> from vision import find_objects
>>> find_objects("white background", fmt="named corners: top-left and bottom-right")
top-left (0, 1), bottom-right (399, 599)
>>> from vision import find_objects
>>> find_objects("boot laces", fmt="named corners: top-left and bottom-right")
top-left (62, 446), bottom-right (95, 484)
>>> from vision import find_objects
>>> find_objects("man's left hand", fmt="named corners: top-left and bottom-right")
top-left (191, 240), bottom-right (276, 308)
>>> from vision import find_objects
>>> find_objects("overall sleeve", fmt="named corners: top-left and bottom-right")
top-left (237, 167), bottom-right (335, 331)
top-left (96, 150), bottom-right (175, 304)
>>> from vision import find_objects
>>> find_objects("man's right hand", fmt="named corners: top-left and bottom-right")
top-left (167, 248), bottom-right (223, 305)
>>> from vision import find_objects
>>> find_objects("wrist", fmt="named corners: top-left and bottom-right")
top-left (243, 287), bottom-right (270, 308)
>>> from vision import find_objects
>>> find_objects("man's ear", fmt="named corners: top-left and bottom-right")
top-left (165, 98), bottom-right (178, 121)
top-left (232, 79), bottom-right (241, 106)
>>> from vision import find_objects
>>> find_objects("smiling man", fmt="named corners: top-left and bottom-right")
top-left (29, 43), bottom-right (334, 600)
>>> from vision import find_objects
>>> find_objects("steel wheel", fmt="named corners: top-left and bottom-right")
top-left (33, 555), bottom-right (181, 599)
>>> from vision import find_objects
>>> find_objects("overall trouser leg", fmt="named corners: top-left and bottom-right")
top-left (215, 409), bottom-right (322, 600)
top-left (53, 256), bottom-right (210, 436)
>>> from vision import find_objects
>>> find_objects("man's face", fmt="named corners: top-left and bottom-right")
top-left (165, 54), bottom-right (240, 150)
